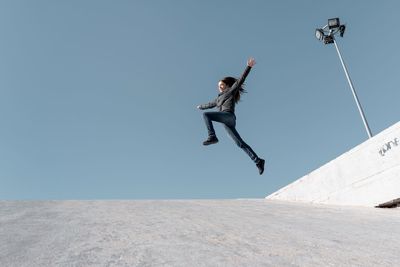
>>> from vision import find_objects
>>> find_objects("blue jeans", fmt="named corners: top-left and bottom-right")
top-left (202, 111), bottom-right (260, 163)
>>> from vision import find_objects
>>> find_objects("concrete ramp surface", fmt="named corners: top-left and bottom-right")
top-left (0, 200), bottom-right (399, 266)
top-left (267, 121), bottom-right (400, 207)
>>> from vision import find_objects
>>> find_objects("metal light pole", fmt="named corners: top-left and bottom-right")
top-left (315, 18), bottom-right (373, 139)
top-left (333, 38), bottom-right (373, 138)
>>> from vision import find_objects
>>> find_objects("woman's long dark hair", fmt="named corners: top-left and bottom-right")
top-left (221, 76), bottom-right (247, 103)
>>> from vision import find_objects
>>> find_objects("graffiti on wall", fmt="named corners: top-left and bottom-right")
top-left (379, 138), bottom-right (399, 157)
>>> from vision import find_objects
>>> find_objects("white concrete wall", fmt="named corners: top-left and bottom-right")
top-left (267, 121), bottom-right (400, 207)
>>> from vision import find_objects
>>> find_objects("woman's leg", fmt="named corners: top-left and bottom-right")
top-left (203, 111), bottom-right (233, 137)
top-left (204, 112), bottom-right (265, 173)
top-left (223, 123), bottom-right (261, 164)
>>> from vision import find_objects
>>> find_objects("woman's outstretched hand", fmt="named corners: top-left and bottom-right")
top-left (247, 57), bottom-right (256, 67)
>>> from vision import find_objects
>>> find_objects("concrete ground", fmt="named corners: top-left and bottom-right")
top-left (0, 199), bottom-right (399, 267)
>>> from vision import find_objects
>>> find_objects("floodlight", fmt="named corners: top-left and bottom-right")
top-left (339, 25), bottom-right (346, 37)
top-left (328, 18), bottom-right (340, 29)
top-left (324, 35), bottom-right (334, 44)
top-left (315, 29), bottom-right (325, 41)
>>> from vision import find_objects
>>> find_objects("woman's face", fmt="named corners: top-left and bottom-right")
top-left (218, 81), bottom-right (227, 92)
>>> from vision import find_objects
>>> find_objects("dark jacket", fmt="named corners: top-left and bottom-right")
top-left (199, 65), bottom-right (252, 114)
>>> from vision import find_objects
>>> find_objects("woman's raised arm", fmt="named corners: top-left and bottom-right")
top-left (236, 57), bottom-right (256, 88)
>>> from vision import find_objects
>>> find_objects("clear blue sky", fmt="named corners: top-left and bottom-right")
top-left (1, 0), bottom-right (399, 200)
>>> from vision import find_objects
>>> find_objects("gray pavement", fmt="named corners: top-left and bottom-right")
top-left (0, 199), bottom-right (399, 266)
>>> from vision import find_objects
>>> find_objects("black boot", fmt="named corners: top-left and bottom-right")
top-left (256, 159), bottom-right (265, 175)
top-left (203, 135), bottom-right (218, 146)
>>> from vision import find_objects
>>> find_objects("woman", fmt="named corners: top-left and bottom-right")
top-left (197, 57), bottom-right (265, 175)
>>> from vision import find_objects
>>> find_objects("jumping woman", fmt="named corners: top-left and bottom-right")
top-left (197, 57), bottom-right (265, 175)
